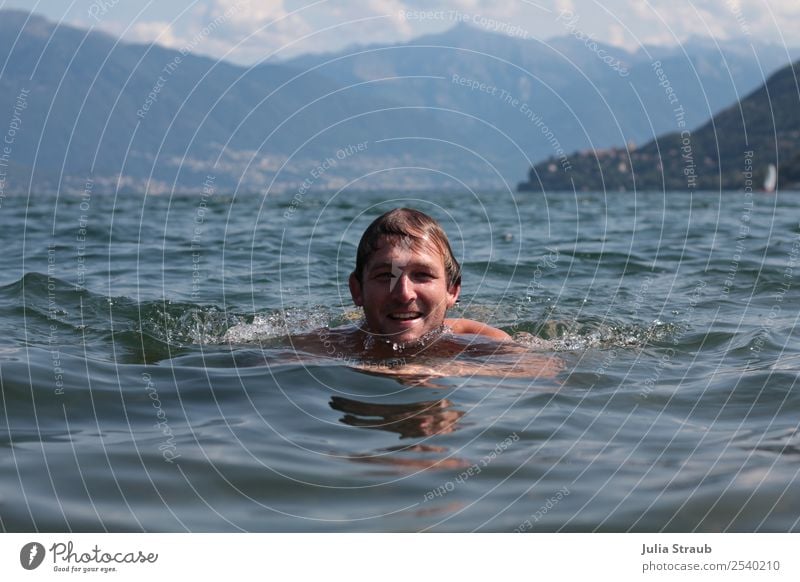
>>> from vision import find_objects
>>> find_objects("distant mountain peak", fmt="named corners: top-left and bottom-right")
top-left (0, 9), bottom-right (51, 34)
top-left (413, 20), bottom-right (532, 46)
top-left (0, 8), bottom-right (45, 21)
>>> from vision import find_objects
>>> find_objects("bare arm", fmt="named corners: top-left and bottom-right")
top-left (445, 318), bottom-right (512, 341)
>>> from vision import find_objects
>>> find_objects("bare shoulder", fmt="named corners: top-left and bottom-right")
top-left (445, 318), bottom-right (512, 341)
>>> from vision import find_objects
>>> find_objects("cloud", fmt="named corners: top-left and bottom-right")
top-left (211, 0), bottom-right (289, 22)
top-left (748, 0), bottom-right (800, 44)
top-left (618, 0), bottom-right (799, 46)
top-left (99, 0), bottom-right (313, 63)
top-left (127, 20), bottom-right (182, 49)
top-left (555, 0), bottom-right (575, 15)
top-left (90, 0), bottom-right (800, 65)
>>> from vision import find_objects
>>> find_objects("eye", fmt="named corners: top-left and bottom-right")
top-left (373, 272), bottom-right (393, 280)
top-left (413, 272), bottom-right (434, 282)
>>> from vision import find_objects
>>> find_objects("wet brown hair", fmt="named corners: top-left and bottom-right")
top-left (353, 208), bottom-right (461, 288)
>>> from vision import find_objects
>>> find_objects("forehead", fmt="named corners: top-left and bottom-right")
top-left (364, 236), bottom-right (446, 269)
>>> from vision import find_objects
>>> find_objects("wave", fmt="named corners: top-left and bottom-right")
top-left (0, 273), bottom-right (699, 363)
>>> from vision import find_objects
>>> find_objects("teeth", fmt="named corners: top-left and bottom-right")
top-left (391, 313), bottom-right (420, 320)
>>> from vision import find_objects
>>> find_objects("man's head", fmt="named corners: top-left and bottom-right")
top-left (349, 208), bottom-right (462, 343)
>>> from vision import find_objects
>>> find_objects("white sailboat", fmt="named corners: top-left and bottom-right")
top-left (763, 164), bottom-right (777, 193)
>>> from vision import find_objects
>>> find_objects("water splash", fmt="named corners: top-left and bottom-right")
top-left (139, 304), bottom-right (241, 346)
top-left (220, 307), bottom-right (354, 344)
top-left (514, 319), bottom-right (677, 351)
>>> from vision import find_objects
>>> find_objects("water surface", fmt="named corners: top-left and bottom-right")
top-left (1, 189), bottom-right (799, 531)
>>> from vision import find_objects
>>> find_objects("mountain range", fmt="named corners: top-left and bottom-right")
top-left (1, 9), bottom-right (798, 194)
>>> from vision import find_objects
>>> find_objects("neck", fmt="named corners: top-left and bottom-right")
top-left (358, 323), bottom-right (450, 357)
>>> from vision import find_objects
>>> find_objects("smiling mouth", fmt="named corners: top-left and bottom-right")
top-left (388, 312), bottom-right (423, 321)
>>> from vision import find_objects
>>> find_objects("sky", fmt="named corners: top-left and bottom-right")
top-left (1, 0), bottom-right (798, 65)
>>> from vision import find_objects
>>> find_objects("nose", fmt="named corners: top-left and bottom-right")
top-left (391, 273), bottom-right (416, 302)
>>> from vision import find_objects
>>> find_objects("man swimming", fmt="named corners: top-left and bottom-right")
top-left (267, 207), bottom-right (560, 382)
top-left (348, 207), bottom-right (511, 346)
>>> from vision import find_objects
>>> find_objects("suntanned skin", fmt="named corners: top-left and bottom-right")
top-left (275, 228), bottom-right (560, 383)
top-left (445, 318), bottom-right (512, 342)
top-left (348, 237), bottom-right (511, 345)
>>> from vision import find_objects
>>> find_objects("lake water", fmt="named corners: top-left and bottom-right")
top-left (1, 188), bottom-right (799, 532)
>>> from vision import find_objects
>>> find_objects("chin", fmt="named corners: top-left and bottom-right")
top-left (384, 328), bottom-right (423, 343)
top-left (394, 330), bottom-right (425, 343)
top-left (377, 321), bottom-right (426, 343)
top-left (385, 320), bottom-right (443, 344)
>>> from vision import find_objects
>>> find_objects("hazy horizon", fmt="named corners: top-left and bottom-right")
top-left (1, 0), bottom-right (798, 66)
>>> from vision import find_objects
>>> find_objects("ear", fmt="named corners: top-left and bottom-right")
top-left (349, 272), bottom-right (364, 306)
top-left (446, 280), bottom-right (461, 309)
